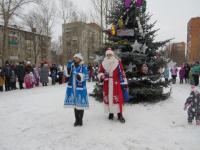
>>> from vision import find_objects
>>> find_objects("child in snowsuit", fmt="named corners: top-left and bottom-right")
top-left (184, 86), bottom-right (200, 125)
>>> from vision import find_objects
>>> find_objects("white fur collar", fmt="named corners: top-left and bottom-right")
top-left (102, 57), bottom-right (119, 75)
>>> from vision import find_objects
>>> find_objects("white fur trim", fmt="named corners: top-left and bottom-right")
top-left (104, 77), bottom-right (120, 114)
top-left (102, 57), bottom-right (119, 76)
top-left (77, 73), bottom-right (84, 82)
top-left (109, 78), bottom-right (120, 113)
top-left (98, 73), bottom-right (104, 80)
top-left (74, 53), bottom-right (83, 60)
top-left (63, 105), bottom-right (89, 110)
top-left (66, 70), bottom-right (70, 77)
top-left (121, 78), bottom-right (128, 85)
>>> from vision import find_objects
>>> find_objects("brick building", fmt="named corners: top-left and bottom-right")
top-left (167, 42), bottom-right (186, 66)
top-left (62, 22), bottom-right (101, 64)
top-left (0, 25), bottom-right (51, 66)
top-left (187, 17), bottom-right (200, 63)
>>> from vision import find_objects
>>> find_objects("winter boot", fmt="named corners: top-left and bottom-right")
top-left (108, 113), bottom-right (114, 120)
top-left (117, 113), bottom-right (125, 123)
top-left (78, 110), bottom-right (84, 126)
top-left (74, 109), bottom-right (79, 127)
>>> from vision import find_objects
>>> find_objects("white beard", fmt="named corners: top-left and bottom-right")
top-left (102, 56), bottom-right (119, 76)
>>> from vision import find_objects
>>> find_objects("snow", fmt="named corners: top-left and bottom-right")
top-left (0, 82), bottom-right (200, 150)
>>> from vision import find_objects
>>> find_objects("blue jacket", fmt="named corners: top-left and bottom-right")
top-left (163, 67), bottom-right (169, 79)
top-left (64, 61), bottom-right (89, 109)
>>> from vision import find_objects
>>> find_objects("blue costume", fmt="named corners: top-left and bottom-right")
top-left (64, 60), bottom-right (89, 109)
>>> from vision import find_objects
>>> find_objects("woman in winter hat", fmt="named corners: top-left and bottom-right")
top-left (98, 48), bottom-right (127, 123)
top-left (64, 53), bottom-right (89, 127)
top-left (39, 63), bottom-right (49, 86)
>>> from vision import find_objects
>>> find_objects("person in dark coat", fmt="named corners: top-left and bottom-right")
top-left (88, 63), bottom-right (94, 82)
top-left (16, 62), bottom-right (25, 89)
top-left (50, 64), bottom-right (57, 85)
top-left (10, 69), bottom-right (17, 90)
top-left (191, 61), bottom-right (200, 86)
top-left (39, 63), bottom-right (49, 86)
top-left (2, 61), bottom-right (12, 91)
top-left (184, 63), bottom-right (190, 84)
top-left (57, 66), bottom-right (64, 84)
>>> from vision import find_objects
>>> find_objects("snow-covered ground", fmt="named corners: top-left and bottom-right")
top-left (0, 82), bottom-right (200, 150)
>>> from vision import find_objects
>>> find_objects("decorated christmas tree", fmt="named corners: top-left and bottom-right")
top-left (91, 0), bottom-right (171, 103)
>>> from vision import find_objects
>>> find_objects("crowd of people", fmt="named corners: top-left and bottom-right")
top-left (0, 61), bottom-right (67, 92)
top-left (163, 61), bottom-right (200, 86)
top-left (0, 60), bottom-right (100, 92)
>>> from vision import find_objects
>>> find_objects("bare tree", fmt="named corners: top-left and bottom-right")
top-left (0, 0), bottom-right (37, 64)
top-left (58, 0), bottom-right (75, 24)
top-left (90, 0), bottom-right (115, 45)
top-left (37, 0), bottom-right (56, 37)
top-left (23, 0), bottom-right (56, 64)
top-left (23, 11), bottom-right (42, 64)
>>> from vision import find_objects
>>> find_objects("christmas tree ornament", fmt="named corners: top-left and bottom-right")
top-left (136, 17), bottom-right (144, 35)
top-left (142, 0), bottom-right (147, 13)
top-left (118, 17), bottom-right (124, 28)
top-left (111, 24), bottom-right (116, 36)
top-left (124, 0), bottom-right (131, 9)
top-left (125, 16), bottom-right (130, 25)
top-left (126, 63), bottom-right (136, 73)
top-left (91, 0), bottom-right (171, 103)
top-left (94, 55), bottom-right (103, 62)
top-left (117, 29), bottom-right (135, 37)
top-left (141, 43), bottom-right (148, 54)
top-left (136, 0), bottom-right (143, 7)
top-left (131, 40), bottom-right (142, 52)
top-left (141, 63), bottom-right (148, 74)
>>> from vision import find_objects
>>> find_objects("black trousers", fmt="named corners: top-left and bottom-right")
top-left (19, 81), bottom-right (24, 89)
top-left (172, 75), bottom-right (177, 84)
top-left (193, 74), bottom-right (199, 86)
top-left (10, 82), bottom-right (16, 90)
top-left (188, 110), bottom-right (195, 123)
top-left (5, 78), bottom-right (10, 91)
top-left (0, 86), bottom-right (3, 91)
top-left (74, 108), bottom-right (84, 124)
top-left (42, 83), bottom-right (47, 86)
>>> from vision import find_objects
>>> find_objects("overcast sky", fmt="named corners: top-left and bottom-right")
top-left (52, 0), bottom-right (200, 43)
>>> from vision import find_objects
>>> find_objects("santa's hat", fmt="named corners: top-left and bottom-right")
top-left (73, 53), bottom-right (83, 61)
top-left (106, 48), bottom-right (114, 56)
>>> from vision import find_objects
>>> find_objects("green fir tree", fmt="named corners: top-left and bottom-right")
top-left (91, 0), bottom-right (171, 103)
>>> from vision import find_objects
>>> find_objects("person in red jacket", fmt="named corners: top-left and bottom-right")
top-left (98, 48), bottom-right (127, 123)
